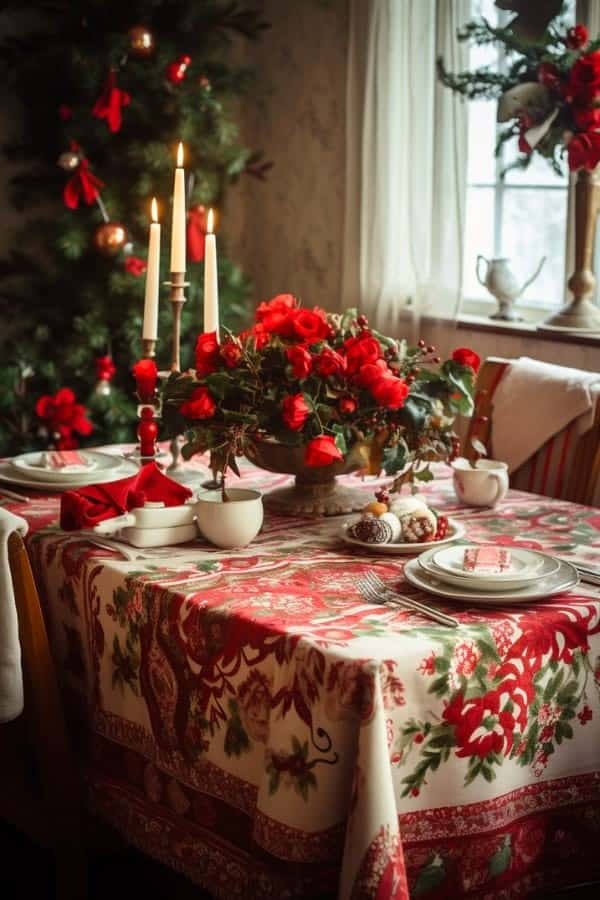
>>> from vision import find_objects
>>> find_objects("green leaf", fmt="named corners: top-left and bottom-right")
top-left (413, 855), bottom-right (446, 897)
top-left (414, 468), bottom-right (434, 483)
top-left (489, 837), bottom-right (512, 878)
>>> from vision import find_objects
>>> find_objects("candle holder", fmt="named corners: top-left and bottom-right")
top-left (165, 271), bottom-right (189, 475)
top-left (132, 353), bottom-right (160, 466)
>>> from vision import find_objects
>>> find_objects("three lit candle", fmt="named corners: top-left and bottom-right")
top-left (141, 142), bottom-right (219, 345)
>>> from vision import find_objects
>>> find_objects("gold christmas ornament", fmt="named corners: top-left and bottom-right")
top-left (128, 25), bottom-right (155, 58)
top-left (57, 150), bottom-right (80, 171)
top-left (94, 379), bottom-right (112, 397)
top-left (93, 222), bottom-right (127, 256)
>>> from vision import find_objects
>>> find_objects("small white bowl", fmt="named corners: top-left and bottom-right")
top-left (195, 488), bottom-right (263, 549)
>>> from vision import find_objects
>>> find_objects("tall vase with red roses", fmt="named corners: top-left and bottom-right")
top-left (439, 17), bottom-right (600, 330)
top-left (161, 295), bottom-right (478, 516)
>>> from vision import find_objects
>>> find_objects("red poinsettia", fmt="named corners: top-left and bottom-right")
top-left (35, 387), bottom-right (93, 449)
top-left (443, 689), bottom-right (516, 759)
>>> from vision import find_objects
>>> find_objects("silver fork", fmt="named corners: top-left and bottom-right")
top-left (358, 570), bottom-right (459, 628)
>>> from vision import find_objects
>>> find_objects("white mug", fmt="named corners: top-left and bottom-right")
top-left (451, 458), bottom-right (509, 508)
top-left (195, 488), bottom-right (263, 549)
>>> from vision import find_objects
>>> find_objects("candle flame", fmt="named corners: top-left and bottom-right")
top-left (176, 142), bottom-right (184, 167)
top-left (207, 208), bottom-right (214, 234)
top-left (151, 197), bottom-right (158, 223)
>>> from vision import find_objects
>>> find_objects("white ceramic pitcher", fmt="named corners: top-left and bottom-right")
top-left (476, 255), bottom-right (545, 321)
top-left (451, 458), bottom-right (509, 508)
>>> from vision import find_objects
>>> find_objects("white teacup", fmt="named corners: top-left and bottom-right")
top-left (195, 488), bottom-right (263, 549)
top-left (451, 457), bottom-right (509, 508)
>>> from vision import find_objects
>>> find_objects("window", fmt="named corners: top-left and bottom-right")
top-left (462, 0), bottom-right (576, 315)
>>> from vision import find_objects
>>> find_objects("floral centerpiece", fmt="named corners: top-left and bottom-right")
top-left (161, 295), bottom-right (479, 515)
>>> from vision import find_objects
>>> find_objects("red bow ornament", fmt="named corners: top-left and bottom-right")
top-left (63, 144), bottom-right (105, 210)
top-left (92, 69), bottom-right (131, 134)
top-left (187, 205), bottom-right (207, 263)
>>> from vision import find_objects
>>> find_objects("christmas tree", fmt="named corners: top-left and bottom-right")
top-left (0, 0), bottom-right (269, 455)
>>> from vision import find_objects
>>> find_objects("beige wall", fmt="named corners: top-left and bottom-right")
top-left (226, 0), bottom-right (349, 308)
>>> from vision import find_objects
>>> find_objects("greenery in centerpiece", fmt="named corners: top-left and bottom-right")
top-left (161, 294), bottom-right (479, 490)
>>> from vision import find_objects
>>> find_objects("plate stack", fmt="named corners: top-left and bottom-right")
top-left (403, 544), bottom-right (579, 605)
top-left (0, 450), bottom-right (137, 492)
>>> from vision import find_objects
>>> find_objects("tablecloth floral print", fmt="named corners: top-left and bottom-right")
top-left (8, 464), bottom-right (600, 899)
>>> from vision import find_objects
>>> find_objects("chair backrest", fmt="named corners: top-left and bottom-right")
top-left (3, 531), bottom-right (84, 844)
top-left (465, 357), bottom-right (600, 506)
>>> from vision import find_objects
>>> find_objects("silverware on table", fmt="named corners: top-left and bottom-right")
top-left (574, 565), bottom-right (600, 586)
top-left (0, 486), bottom-right (31, 502)
top-left (357, 570), bottom-right (460, 628)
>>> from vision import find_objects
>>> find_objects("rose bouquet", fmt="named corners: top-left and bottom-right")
top-left (161, 295), bottom-right (479, 495)
top-left (439, 17), bottom-right (600, 173)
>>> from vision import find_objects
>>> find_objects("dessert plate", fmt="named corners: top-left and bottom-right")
top-left (404, 556), bottom-right (579, 605)
top-left (431, 544), bottom-right (547, 580)
top-left (0, 458), bottom-right (137, 491)
top-left (10, 450), bottom-right (124, 483)
top-left (340, 519), bottom-right (465, 555)
top-left (418, 546), bottom-right (560, 591)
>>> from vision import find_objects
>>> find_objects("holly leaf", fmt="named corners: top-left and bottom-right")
top-left (413, 855), bottom-right (446, 897)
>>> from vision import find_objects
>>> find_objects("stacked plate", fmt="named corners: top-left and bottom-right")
top-left (0, 450), bottom-right (137, 492)
top-left (403, 544), bottom-right (579, 605)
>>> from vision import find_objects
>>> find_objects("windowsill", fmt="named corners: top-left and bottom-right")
top-left (456, 312), bottom-right (600, 347)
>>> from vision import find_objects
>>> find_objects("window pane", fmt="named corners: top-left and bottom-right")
top-left (500, 187), bottom-right (567, 308)
top-left (467, 100), bottom-right (497, 183)
top-left (463, 186), bottom-right (495, 298)
top-left (504, 148), bottom-right (569, 187)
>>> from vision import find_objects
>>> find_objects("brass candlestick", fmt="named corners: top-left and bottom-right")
top-left (166, 271), bottom-right (189, 473)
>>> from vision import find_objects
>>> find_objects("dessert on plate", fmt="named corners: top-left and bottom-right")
top-left (347, 488), bottom-right (448, 545)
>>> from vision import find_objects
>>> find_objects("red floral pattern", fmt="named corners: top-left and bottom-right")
top-left (9, 454), bottom-right (600, 900)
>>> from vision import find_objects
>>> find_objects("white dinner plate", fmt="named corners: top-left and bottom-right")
top-left (418, 546), bottom-right (560, 591)
top-left (340, 518), bottom-right (465, 555)
top-left (430, 544), bottom-right (547, 580)
top-left (10, 449), bottom-right (122, 483)
top-left (403, 556), bottom-right (579, 605)
top-left (0, 458), bottom-right (138, 492)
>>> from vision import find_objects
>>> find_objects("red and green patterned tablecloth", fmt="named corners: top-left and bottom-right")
top-left (4, 453), bottom-right (600, 899)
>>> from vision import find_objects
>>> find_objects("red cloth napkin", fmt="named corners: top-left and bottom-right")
top-left (60, 462), bottom-right (193, 530)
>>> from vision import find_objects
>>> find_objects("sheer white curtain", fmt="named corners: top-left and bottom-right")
top-left (342, 0), bottom-right (470, 336)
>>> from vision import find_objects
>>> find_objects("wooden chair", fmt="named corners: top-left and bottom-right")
top-left (1, 529), bottom-right (88, 898)
top-left (465, 357), bottom-right (600, 506)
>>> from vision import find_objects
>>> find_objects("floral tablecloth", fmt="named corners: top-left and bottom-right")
top-left (4, 454), bottom-right (600, 899)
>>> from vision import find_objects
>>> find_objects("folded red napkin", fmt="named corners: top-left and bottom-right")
top-left (60, 462), bottom-right (193, 530)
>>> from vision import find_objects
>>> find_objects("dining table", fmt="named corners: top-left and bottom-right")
top-left (2, 448), bottom-right (600, 900)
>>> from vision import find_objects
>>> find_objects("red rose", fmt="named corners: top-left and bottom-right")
top-left (35, 387), bottom-right (93, 441)
top-left (344, 331), bottom-right (383, 374)
top-left (314, 346), bottom-right (346, 378)
top-left (292, 307), bottom-right (330, 343)
top-left (566, 24), bottom-right (589, 50)
top-left (220, 340), bottom-right (242, 369)
top-left (567, 51), bottom-right (600, 103)
top-left (195, 331), bottom-right (221, 376)
top-left (451, 347), bottom-right (481, 373)
top-left (256, 293), bottom-right (297, 336)
top-left (286, 344), bottom-right (313, 379)
top-left (338, 396), bottom-right (357, 415)
top-left (281, 393), bottom-right (310, 431)
top-left (305, 435), bottom-right (344, 466)
top-left (567, 130), bottom-right (600, 170)
top-left (180, 386), bottom-right (216, 420)
top-left (370, 375), bottom-right (409, 410)
top-left (132, 358), bottom-right (158, 402)
top-left (354, 359), bottom-right (389, 389)
top-left (124, 255), bottom-right (147, 276)
top-left (240, 322), bottom-right (270, 350)
top-left (571, 104), bottom-right (600, 130)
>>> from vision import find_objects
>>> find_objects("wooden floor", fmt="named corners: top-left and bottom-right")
top-left (2, 819), bottom-right (598, 899)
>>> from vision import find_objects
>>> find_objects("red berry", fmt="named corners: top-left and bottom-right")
top-left (414, 733), bottom-right (424, 744)
top-left (427, 345), bottom-right (435, 353)
top-left (417, 339), bottom-right (426, 348)
top-left (433, 356), bottom-right (441, 364)
top-left (357, 314), bottom-right (368, 327)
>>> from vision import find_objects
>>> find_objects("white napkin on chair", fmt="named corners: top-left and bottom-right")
top-left (0, 507), bottom-right (28, 723)
top-left (490, 357), bottom-right (600, 474)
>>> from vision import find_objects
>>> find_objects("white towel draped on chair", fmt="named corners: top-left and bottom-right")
top-left (0, 507), bottom-right (28, 723)
top-left (490, 357), bottom-right (600, 475)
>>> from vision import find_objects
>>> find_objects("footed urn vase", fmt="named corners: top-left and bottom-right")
top-left (245, 440), bottom-right (366, 517)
